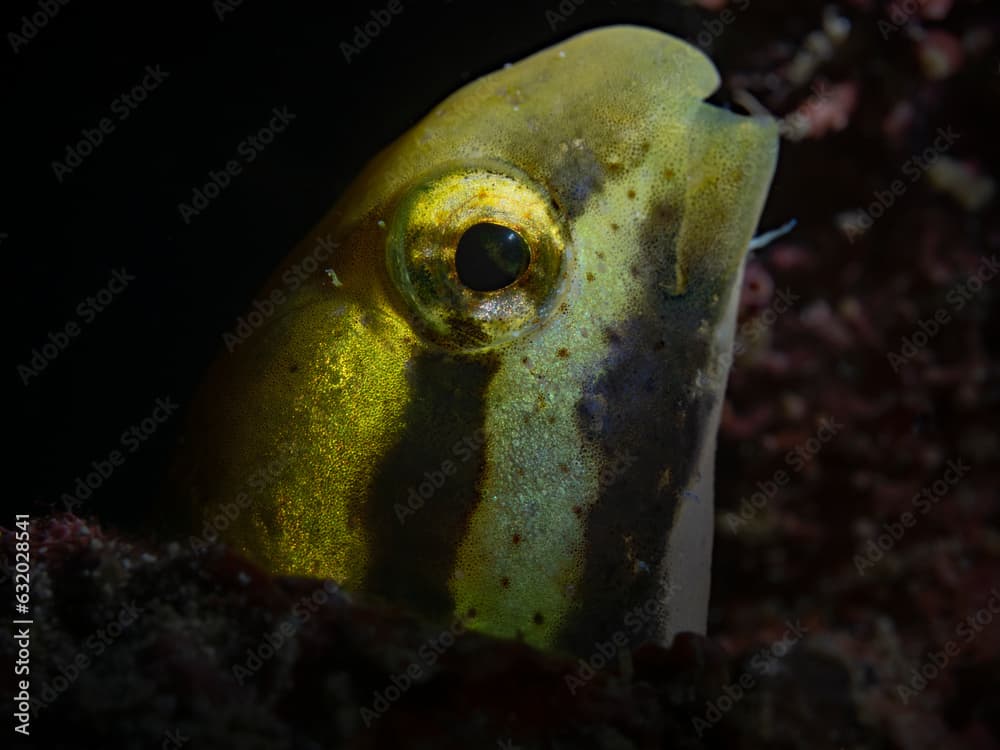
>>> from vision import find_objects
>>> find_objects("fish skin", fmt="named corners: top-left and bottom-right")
top-left (176, 26), bottom-right (778, 655)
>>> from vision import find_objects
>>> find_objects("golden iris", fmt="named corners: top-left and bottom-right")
top-left (386, 163), bottom-right (571, 351)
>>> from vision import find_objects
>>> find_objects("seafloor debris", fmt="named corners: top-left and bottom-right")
top-left (714, 1), bottom-right (999, 748)
top-left (4, 508), bottom-right (996, 747)
top-left (0, 515), bottom-right (896, 749)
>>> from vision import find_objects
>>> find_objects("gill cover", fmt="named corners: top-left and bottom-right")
top-left (176, 26), bottom-right (779, 655)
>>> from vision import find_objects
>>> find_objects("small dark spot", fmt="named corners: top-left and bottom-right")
top-left (512, 534), bottom-right (522, 545)
top-left (533, 612), bottom-right (545, 625)
top-left (597, 251), bottom-right (606, 259)
top-left (501, 576), bottom-right (511, 589)
top-left (653, 340), bottom-right (666, 351)
top-left (641, 141), bottom-right (650, 153)
top-left (516, 467), bottom-right (526, 477)
top-left (603, 327), bottom-right (622, 345)
top-left (663, 167), bottom-right (675, 180)
top-left (559, 463), bottom-right (570, 474)
top-left (586, 272), bottom-right (595, 282)
top-left (572, 505), bottom-right (583, 516)
top-left (521, 356), bottom-right (530, 365)
top-left (629, 264), bottom-right (640, 278)
top-left (548, 415), bottom-right (556, 424)
top-left (467, 607), bottom-right (477, 619)
top-left (559, 301), bottom-right (569, 313)
top-left (653, 204), bottom-right (670, 221)
top-left (627, 189), bottom-right (637, 200)
top-left (557, 348), bottom-right (570, 359)
top-left (610, 223), bottom-right (619, 232)
top-left (551, 197), bottom-right (561, 211)
top-left (288, 363), bottom-right (300, 373)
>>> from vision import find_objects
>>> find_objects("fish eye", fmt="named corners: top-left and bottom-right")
top-left (387, 164), bottom-right (571, 350)
top-left (455, 222), bottom-right (531, 291)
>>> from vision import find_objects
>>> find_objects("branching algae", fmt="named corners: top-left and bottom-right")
top-left (177, 26), bottom-right (779, 655)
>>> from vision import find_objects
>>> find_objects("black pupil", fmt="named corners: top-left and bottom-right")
top-left (455, 222), bottom-right (531, 291)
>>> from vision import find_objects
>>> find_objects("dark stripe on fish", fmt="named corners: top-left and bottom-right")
top-left (363, 350), bottom-right (498, 619)
top-left (559, 198), bottom-right (721, 653)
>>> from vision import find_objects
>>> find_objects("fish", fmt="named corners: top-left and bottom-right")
top-left (174, 25), bottom-right (779, 656)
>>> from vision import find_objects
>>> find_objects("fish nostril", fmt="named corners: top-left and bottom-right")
top-left (455, 222), bottom-right (531, 291)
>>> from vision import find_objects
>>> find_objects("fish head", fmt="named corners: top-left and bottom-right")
top-left (179, 26), bottom-right (778, 654)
